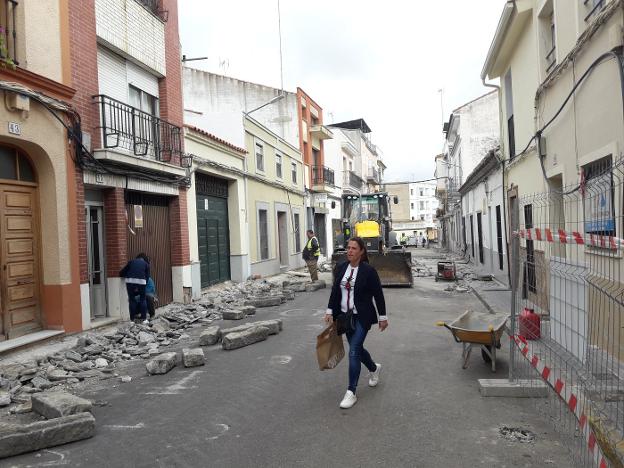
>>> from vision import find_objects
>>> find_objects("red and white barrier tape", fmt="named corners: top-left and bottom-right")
top-left (514, 228), bottom-right (624, 251)
top-left (512, 335), bottom-right (610, 468)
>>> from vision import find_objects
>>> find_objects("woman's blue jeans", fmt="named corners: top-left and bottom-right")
top-left (346, 317), bottom-right (376, 393)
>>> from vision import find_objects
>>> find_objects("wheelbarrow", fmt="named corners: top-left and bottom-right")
top-left (436, 310), bottom-right (508, 372)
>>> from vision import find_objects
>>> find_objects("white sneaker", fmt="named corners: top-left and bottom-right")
top-left (339, 390), bottom-right (357, 409)
top-left (368, 363), bottom-right (381, 387)
top-left (142, 319), bottom-right (150, 325)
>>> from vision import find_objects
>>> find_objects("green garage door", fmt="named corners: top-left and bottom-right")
top-left (196, 175), bottom-right (230, 288)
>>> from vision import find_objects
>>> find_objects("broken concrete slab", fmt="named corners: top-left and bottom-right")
top-left (222, 310), bottom-right (246, 320)
top-left (0, 391), bottom-right (10, 407)
top-left (289, 283), bottom-right (307, 292)
top-left (237, 305), bottom-right (256, 316)
top-left (221, 320), bottom-right (282, 339)
top-left (305, 281), bottom-right (326, 292)
top-left (0, 412), bottom-right (96, 459)
top-left (31, 391), bottom-right (93, 419)
top-left (245, 296), bottom-right (282, 308)
top-left (199, 326), bottom-right (221, 346)
top-left (146, 352), bottom-right (177, 375)
top-left (478, 379), bottom-right (548, 398)
top-left (182, 348), bottom-right (205, 367)
top-left (222, 326), bottom-right (270, 350)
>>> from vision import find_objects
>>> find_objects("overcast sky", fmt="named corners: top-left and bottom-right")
top-left (178, 0), bottom-right (504, 183)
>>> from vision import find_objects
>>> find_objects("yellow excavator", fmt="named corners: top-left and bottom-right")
top-left (332, 192), bottom-right (413, 287)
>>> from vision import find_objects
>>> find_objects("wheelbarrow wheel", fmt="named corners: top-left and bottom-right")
top-left (482, 346), bottom-right (493, 363)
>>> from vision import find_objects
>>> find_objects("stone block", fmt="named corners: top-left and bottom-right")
top-left (199, 326), bottom-right (221, 346)
top-left (284, 290), bottom-right (296, 300)
top-left (182, 348), bottom-right (205, 367)
top-left (31, 391), bottom-right (92, 419)
top-left (237, 305), bottom-right (256, 316)
top-left (222, 310), bottom-right (246, 320)
top-left (0, 412), bottom-right (95, 459)
top-left (305, 280), bottom-right (326, 292)
top-left (146, 352), bottom-right (177, 375)
top-left (222, 326), bottom-right (270, 350)
top-left (138, 331), bottom-right (156, 345)
top-left (245, 296), bottom-right (282, 308)
top-left (220, 319), bottom-right (282, 340)
top-left (0, 391), bottom-right (10, 407)
top-left (289, 283), bottom-right (307, 292)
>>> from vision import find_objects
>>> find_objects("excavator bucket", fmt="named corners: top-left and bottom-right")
top-left (331, 250), bottom-right (413, 287)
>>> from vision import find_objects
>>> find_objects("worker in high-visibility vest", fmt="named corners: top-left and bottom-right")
top-left (302, 229), bottom-right (321, 281)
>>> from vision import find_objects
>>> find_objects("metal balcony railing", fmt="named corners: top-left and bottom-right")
top-left (367, 167), bottom-right (379, 183)
top-left (312, 165), bottom-right (335, 186)
top-left (93, 95), bottom-right (182, 165)
top-left (0, 0), bottom-right (18, 66)
top-left (135, 0), bottom-right (168, 21)
top-left (344, 170), bottom-right (363, 190)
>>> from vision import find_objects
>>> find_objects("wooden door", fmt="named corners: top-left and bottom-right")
top-left (0, 184), bottom-right (41, 339)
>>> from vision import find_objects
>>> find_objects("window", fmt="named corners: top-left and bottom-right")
top-left (583, 155), bottom-right (614, 237)
top-left (255, 143), bottom-right (264, 172)
top-left (411, 216), bottom-right (415, 221)
top-left (545, 14), bottom-right (556, 74)
top-left (411, 203), bottom-right (414, 209)
top-left (0, 147), bottom-right (35, 182)
top-left (258, 209), bottom-right (269, 260)
top-left (419, 189), bottom-right (424, 196)
top-left (419, 201), bottom-right (425, 210)
top-left (312, 149), bottom-right (320, 167)
top-left (291, 162), bottom-right (297, 183)
top-left (496, 205), bottom-right (504, 270)
top-left (276, 154), bottom-right (282, 179)
top-left (584, 0), bottom-right (605, 23)
top-left (504, 71), bottom-right (516, 159)
top-left (349, 161), bottom-right (353, 171)
top-left (343, 157), bottom-right (347, 172)
top-left (294, 213), bottom-right (301, 252)
top-left (410, 189), bottom-right (414, 196)
top-left (420, 215), bottom-right (425, 221)
top-left (129, 85), bottom-right (158, 116)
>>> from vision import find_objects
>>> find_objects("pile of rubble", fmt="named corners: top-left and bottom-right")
top-left (0, 277), bottom-right (321, 414)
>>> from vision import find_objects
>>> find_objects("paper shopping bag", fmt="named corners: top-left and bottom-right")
top-left (316, 322), bottom-right (345, 370)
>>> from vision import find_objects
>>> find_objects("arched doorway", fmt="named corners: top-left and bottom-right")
top-left (0, 145), bottom-right (41, 340)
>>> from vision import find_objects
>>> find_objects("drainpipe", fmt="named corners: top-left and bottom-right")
top-left (482, 75), bottom-right (511, 287)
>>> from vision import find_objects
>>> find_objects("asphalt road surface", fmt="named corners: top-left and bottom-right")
top-left (4, 250), bottom-right (574, 468)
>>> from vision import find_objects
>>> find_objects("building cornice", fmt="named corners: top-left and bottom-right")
top-left (0, 67), bottom-right (76, 100)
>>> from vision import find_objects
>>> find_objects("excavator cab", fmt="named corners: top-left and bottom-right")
top-left (332, 193), bottom-right (413, 287)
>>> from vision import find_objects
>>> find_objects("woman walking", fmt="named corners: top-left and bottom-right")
top-left (325, 237), bottom-right (388, 409)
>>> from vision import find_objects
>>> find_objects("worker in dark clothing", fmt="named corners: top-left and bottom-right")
top-left (302, 230), bottom-right (321, 281)
top-left (119, 253), bottom-right (150, 324)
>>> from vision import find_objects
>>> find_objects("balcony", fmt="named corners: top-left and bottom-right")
top-left (135, 0), bottom-right (169, 21)
top-left (344, 170), bottom-right (363, 191)
top-left (0, 0), bottom-right (18, 66)
top-left (93, 95), bottom-right (184, 171)
top-left (311, 165), bottom-right (335, 192)
top-left (309, 124), bottom-right (333, 140)
top-left (367, 167), bottom-right (380, 184)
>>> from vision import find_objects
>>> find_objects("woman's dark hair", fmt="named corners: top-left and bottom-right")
top-left (347, 237), bottom-right (369, 263)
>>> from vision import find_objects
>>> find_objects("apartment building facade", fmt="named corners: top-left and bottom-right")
top-left (436, 91), bottom-right (500, 254)
top-left (70, 0), bottom-right (191, 325)
top-left (0, 0), bottom-right (82, 343)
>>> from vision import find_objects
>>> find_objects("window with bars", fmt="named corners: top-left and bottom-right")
top-left (294, 213), bottom-right (301, 252)
top-left (583, 0), bottom-right (605, 23)
top-left (258, 209), bottom-right (269, 260)
top-left (583, 155), bottom-right (614, 237)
